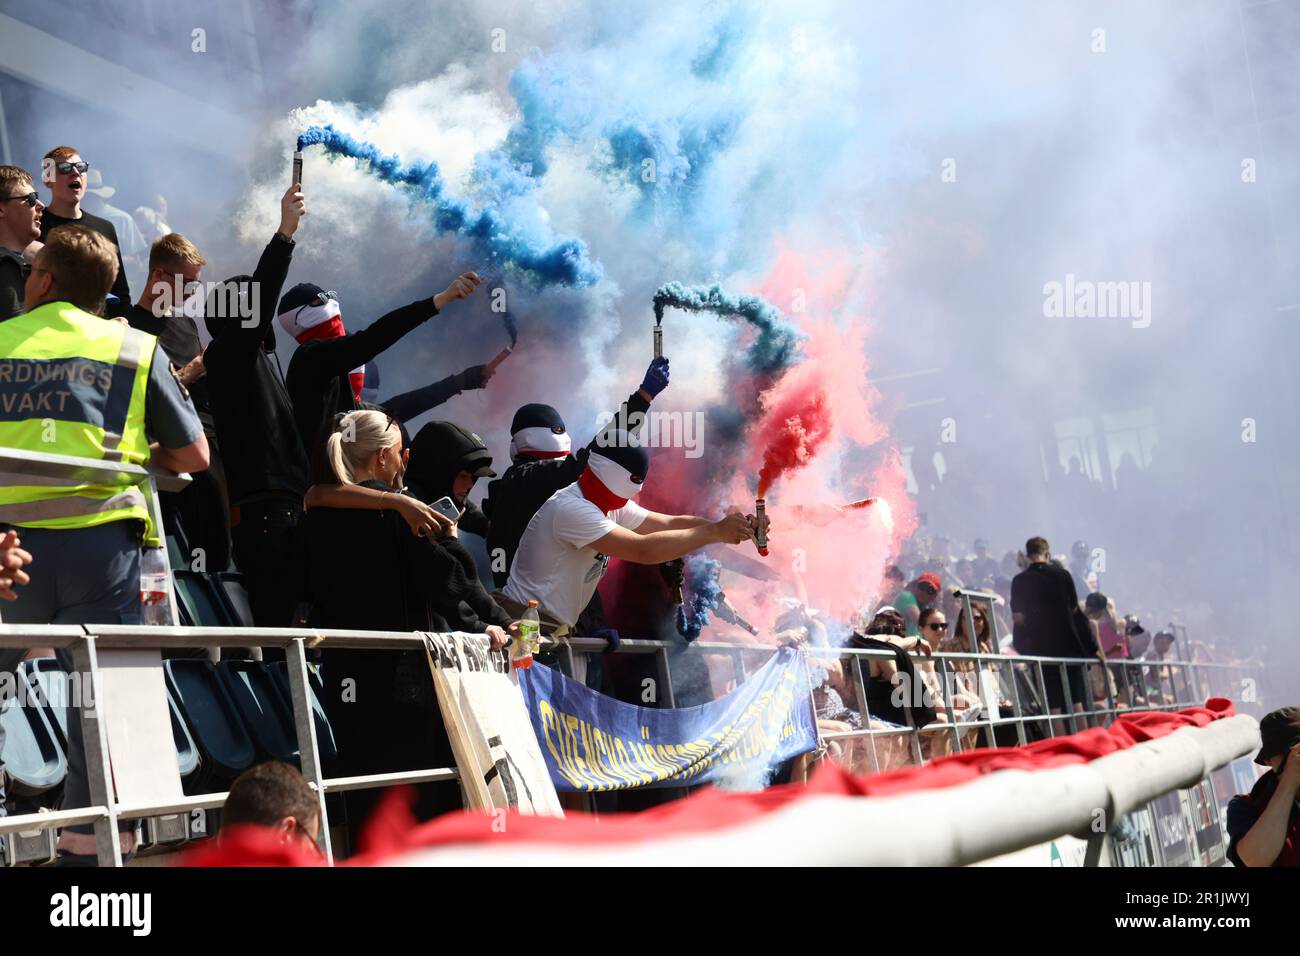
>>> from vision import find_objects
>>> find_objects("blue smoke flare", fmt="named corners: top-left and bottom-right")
top-left (297, 124), bottom-right (602, 289)
top-left (675, 555), bottom-right (724, 641)
top-left (653, 281), bottom-right (802, 374)
top-left (482, 275), bottom-right (520, 346)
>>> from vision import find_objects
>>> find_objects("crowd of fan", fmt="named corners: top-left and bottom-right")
top-left (0, 146), bottom-right (766, 860)
top-left (783, 529), bottom-right (1235, 781)
top-left (0, 147), bottom-right (1290, 867)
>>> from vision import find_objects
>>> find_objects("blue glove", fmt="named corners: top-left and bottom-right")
top-left (639, 356), bottom-right (670, 398)
top-left (591, 626), bottom-right (621, 652)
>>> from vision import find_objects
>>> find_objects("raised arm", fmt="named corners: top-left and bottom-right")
top-left (381, 366), bottom-right (486, 424)
top-left (635, 511), bottom-right (714, 533)
top-left (584, 358), bottom-right (668, 458)
top-left (307, 273), bottom-right (482, 385)
top-left (221, 185), bottom-right (303, 357)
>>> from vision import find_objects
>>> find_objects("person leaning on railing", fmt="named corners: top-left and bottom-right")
top-left (772, 601), bottom-right (913, 777)
top-left (847, 606), bottom-right (981, 758)
top-left (0, 224), bottom-right (210, 864)
top-left (945, 601), bottom-right (1018, 746)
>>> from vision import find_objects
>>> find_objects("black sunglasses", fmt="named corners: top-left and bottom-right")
top-left (55, 161), bottom-right (90, 174)
top-left (924, 621), bottom-right (946, 631)
top-left (3, 192), bottom-right (38, 207)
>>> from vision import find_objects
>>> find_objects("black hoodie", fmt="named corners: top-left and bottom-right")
top-left (201, 234), bottom-right (308, 504)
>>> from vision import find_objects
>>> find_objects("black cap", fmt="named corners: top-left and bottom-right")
top-left (277, 281), bottom-right (327, 317)
top-left (510, 403), bottom-right (566, 436)
top-left (409, 421), bottom-right (496, 481)
top-left (1255, 706), bottom-right (1300, 766)
top-left (589, 430), bottom-right (649, 481)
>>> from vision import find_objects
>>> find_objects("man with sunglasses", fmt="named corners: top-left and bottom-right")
top-left (38, 146), bottom-right (131, 317)
top-left (0, 165), bottom-right (43, 321)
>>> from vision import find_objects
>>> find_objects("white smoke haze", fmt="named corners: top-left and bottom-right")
top-left (3, 0), bottom-right (1294, 697)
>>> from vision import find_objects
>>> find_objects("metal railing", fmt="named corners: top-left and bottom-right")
top-left (0, 623), bottom-right (467, 867)
top-left (0, 623), bottom-right (1263, 868)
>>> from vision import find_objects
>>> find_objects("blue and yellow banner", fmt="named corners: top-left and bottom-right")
top-left (518, 648), bottom-right (817, 791)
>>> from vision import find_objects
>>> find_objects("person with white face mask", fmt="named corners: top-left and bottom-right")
top-left (278, 273), bottom-right (486, 457)
top-left (499, 431), bottom-right (764, 633)
top-left (483, 355), bottom-right (671, 589)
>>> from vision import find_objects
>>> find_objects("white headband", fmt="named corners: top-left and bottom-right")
top-left (510, 425), bottom-right (572, 461)
top-left (587, 451), bottom-right (643, 500)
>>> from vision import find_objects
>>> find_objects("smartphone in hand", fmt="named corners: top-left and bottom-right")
top-left (430, 496), bottom-right (462, 523)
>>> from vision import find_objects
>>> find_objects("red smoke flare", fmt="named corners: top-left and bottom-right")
top-left (755, 379), bottom-right (834, 498)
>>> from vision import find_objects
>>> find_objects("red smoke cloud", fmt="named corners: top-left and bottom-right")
top-left (604, 242), bottom-right (919, 671)
top-left (755, 379), bottom-right (833, 498)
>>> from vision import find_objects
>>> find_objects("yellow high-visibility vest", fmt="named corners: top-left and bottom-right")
top-left (0, 300), bottom-right (157, 539)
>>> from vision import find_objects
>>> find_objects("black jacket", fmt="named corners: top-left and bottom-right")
top-left (285, 298), bottom-right (440, 457)
top-left (482, 387), bottom-right (651, 588)
top-left (1011, 560), bottom-right (1084, 657)
top-left (299, 482), bottom-right (512, 634)
top-left (0, 246), bottom-right (27, 321)
top-left (124, 303), bottom-right (212, 432)
top-left (39, 208), bottom-right (130, 316)
top-left (202, 234), bottom-right (307, 504)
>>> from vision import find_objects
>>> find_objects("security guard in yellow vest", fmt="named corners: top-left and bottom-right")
top-left (0, 225), bottom-right (208, 864)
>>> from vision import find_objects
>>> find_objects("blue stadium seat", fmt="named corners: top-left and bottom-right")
top-left (269, 660), bottom-right (338, 763)
top-left (21, 657), bottom-right (68, 752)
top-left (163, 659), bottom-right (255, 790)
top-left (215, 660), bottom-right (300, 764)
top-left (172, 570), bottom-right (235, 627)
top-left (0, 668), bottom-right (66, 797)
top-left (164, 532), bottom-right (188, 572)
top-left (167, 683), bottom-right (202, 781)
top-left (212, 572), bottom-right (255, 628)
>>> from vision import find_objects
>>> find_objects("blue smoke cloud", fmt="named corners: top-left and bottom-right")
top-left (604, 115), bottom-right (740, 205)
top-left (503, 54), bottom-right (742, 213)
top-left (676, 555), bottom-right (724, 641)
top-left (653, 281), bottom-right (802, 374)
top-left (297, 124), bottom-right (602, 289)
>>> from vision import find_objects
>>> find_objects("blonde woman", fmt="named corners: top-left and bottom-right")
top-left (301, 410), bottom-right (517, 827)
top-left (301, 410), bottom-right (515, 642)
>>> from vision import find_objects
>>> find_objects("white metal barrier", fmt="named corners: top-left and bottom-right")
top-left (0, 623), bottom-right (1264, 867)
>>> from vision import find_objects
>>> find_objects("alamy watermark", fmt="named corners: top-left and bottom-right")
top-left (1042, 274), bottom-right (1152, 329)
top-left (1, 668), bottom-right (97, 711)
top-left (149, 276), bottom-right (260, 328)
top-left (593, 408), bottom-right (705, 459)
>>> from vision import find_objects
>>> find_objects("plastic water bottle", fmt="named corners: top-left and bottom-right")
top-left (140, 547), bottom-right (172, 626)
top-left (513, 600), bottom-right (541, 670)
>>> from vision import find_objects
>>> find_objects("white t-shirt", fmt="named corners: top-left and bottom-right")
top-left (502, 483), bottom-right (648, 627)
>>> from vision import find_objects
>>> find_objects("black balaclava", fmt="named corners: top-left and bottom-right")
top-left (508, 403), bottom-right (571, 461)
